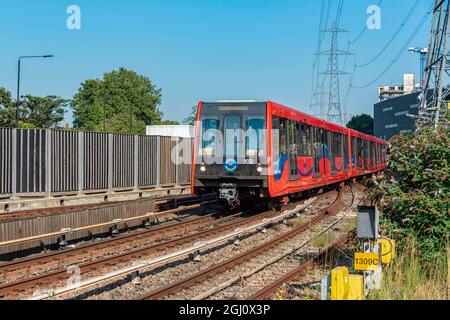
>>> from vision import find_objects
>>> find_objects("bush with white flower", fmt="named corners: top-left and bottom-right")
top-left (369, 121), bottom-right (449, 260)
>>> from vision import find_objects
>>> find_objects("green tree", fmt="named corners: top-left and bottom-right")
top-left (71, 68), bottom-right (163, 135)
top-left (159, 120), bottom-right (180, 125)
top-left (18, 95), bottom-right (67, 128)
top-left (0, 87), bottom-right (16, 127)
top-left (0, 87), bottom-right (66, 128)
top-left (346, 114), bottom-right (374, 135)
top-left (183, 105), bottom-right (198, 126)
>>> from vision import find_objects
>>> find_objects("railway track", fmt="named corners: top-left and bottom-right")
top-left (19, 192), bottom-right (334, 300)
top-left (0, 188), bottom-right (342, 300)
top-left (0, 193), bottom-right (216, 257)
top-left (0, 207), bottom-right (227, 279)
top-left (0, 205), bottom-right (275, 299)
top-left (135, 190), bottom-right (346, 300)
top-left (0, 193), bottom-right (198, 223)
top-left (247, 232), bottom-right (351, 300)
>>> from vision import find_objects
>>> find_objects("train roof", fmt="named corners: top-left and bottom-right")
top-left (198, 100), bottom-right (387, 144)
top-left (268, 101), bottom-right (387, 145)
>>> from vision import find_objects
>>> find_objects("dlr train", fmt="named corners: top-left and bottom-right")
top-left (191, 101), bottom-right (387, 208)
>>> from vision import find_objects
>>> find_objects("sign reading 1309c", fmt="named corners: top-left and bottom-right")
top-left (354, 253), bottom-right (379, 271)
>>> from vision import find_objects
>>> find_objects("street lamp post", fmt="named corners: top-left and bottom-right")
top-left (16, 55), bottom-right (54, 124)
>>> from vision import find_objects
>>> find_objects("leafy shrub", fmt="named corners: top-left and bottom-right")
top-left (369, 122), bottom-right (449, 260)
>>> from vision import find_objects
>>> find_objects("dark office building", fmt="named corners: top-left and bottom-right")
top-left (374, 92), bottom-right (420, 140)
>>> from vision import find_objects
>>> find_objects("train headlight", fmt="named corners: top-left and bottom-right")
top-left (257, 166), bottom-right (263, 173)
top-left (200, 165), bottom-right (206, 172)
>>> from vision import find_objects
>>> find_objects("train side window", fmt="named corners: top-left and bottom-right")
top-left (356, 138), bottom-right (363, 170)
top-left (299, 123), bottom-right (312, 156)
top-left (272, 117), bottom-right (280, 162)
top-left (313, 127), bottom-right (322, 177)
top-left (370, 142), bottom-right (375, 167)
top-left (343, 134), bottom-right (349, 172)
top-left (289, 121), bottom-right (298, 180)
top-left (352, 137), bottom-right (357, 168)
top-left (330, 132), bottom-right (343, 174)
top-left (279, 118), bottom-right (287, 155)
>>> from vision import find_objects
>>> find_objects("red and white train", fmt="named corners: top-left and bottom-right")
top-left (191, 101), bottom-right (387, 207)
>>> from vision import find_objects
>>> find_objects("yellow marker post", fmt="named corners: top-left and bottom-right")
top-left (330, 267), bottom-right (349, 300)
top-left (377, 238), bottom-right (396, 265)
top-left (348, 275), bottom-right (365, 300)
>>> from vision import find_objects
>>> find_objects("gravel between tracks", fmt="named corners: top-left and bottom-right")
top-left (58, 191), bottom-right (339, 300)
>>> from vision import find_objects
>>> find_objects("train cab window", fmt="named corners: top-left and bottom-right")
top-left (299, 124), bottom-right (312, 156)
top-left (246, 116), bottom-right (266, 158)
top-left (199, 117), bottom-right (221, 157)
top-left (224, 116), bottom-right (242, 158)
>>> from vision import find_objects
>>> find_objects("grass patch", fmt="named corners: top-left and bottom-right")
top-left (312, 231), bottom-right (334, 248)
top-left (370, 236), bottom-right (448, 300)
top-left (286, 217), bottom-right (307, 228)
top-left (342, 218), bottom-right (356, 233)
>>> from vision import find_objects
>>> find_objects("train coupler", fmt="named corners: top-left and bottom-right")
top-left (219, 183), bottom-right (240, 208)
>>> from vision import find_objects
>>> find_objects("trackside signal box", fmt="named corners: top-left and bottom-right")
top-left (356, 206), bottom-right (379, 239)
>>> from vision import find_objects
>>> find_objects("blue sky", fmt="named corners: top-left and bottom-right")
top-left (0, 0), bottom-right (431, 124)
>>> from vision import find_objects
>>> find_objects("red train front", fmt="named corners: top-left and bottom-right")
top-left (191, 100), bottom-right (387, 208)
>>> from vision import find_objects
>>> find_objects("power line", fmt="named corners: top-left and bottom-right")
top-left (356, 0), bottom-right (421, 68)
top-left (310, 0), bottom-right (327, 109)
top-left (351, 2), bottom-right (433, 90)
top-left (310, 0), bottom-right (333, 115)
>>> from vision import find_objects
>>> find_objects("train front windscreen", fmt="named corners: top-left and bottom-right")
top-left (196, 102), bottom-right (267, 171)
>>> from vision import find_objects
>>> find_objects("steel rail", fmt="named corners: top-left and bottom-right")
top-left (0, 207), bottom-right (225, 274)
top-left (137, 190), bottom-right (344, 300)
top-left (26, 197), bottom-right (321, 300)
top-left (247, 232), bottom-right (351, 300)
top-left (0, 207), bottom-right (270, 299)
top-left (0, 204), bottom-right (202, 248)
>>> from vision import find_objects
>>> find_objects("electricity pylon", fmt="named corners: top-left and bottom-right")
top-left (317, 24), bottom-right (353, 125)
top-left (419, 0), bottom-right (450, 127)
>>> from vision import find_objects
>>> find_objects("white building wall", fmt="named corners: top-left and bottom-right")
top-left (146, 125), bottom-right (194, 138)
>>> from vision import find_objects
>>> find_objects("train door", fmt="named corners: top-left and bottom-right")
top-left (288, 121), bottom-right (298, 181)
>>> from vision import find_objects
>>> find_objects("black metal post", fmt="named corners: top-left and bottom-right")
top-left (16, 59), bottom-right (21, 124)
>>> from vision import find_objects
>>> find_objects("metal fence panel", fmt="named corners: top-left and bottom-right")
top-left (83, 132), bottom-right (109, 191)
top-left (16, 129), bottom-right (46, 194)
top-left (0, 127), bottom-right (191, 199)
top-left (160, 136), bottom-right (176, 186)
top-left (113, 134), bottom-right (134, 189)
top-left (51, 130), bottom-right (79, 193)
top-left (138, 136), bottom-right (158, 187)
top-left (178, 138), bottom-right (192, 185)
top-left (0, 198), bottom-right (155, 255)
top-left (0, 128), bottom-right (12, 196)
